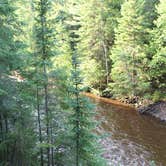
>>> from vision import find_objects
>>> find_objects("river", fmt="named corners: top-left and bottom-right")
top-left (92, 98), bottom-right (166, 166)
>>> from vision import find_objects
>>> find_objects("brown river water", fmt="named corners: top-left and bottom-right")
top-left (90, 97), bottom-right (166, 166)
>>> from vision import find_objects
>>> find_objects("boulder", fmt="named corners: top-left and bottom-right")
top-left (138, 101), bottom-right (166, 122)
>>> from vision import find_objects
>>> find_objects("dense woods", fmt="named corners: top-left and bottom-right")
top-left (0, 0), bottom-right (165, 165)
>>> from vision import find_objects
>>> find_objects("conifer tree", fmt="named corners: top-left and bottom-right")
top-left (0, 1), bottom-right (37, 165)
top-left (33, 0), bottom-right (69, 165)
top-left (140, 0), bottom-right (159, 59)
top-left (0, 1), bottom-right (19, 164)
top-left (110, 0), bottom-right (149, 98)
top-left (64, 2), bottom-right (106, 165)
top-left (78, 0), bottom-right (123, 90)
top-left (150, 0), bottom-right (166, 100)
top-left (34, 0), bottom-right (54, 165)
top-left (0, 0), bottom-right (20, 73)
top-left (141, 0), bottom-right (159, 29)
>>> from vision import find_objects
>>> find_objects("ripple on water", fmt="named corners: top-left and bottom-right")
top-left (100, 137), bottom-right (155, 166)
top-left (92, 97), bottom-right (166, 166)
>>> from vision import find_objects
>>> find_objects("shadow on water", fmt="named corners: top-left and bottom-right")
top-left (91, 98), bottom-right (166, 166)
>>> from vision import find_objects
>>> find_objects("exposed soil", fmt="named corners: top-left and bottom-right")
top-left (83, 92), bottom-right (135, 110)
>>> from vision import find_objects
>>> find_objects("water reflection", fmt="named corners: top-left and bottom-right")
top-left (93, 99), bottom-right (166, 166)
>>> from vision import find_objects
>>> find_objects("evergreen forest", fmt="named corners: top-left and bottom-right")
top-left (0, 0), bottom-right (165, 165)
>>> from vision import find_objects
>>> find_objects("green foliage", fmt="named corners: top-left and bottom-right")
top-left (152, 90), bottom-right (163, 101)
top-left (149, 0), bottom-right (166, 99)
top-left (110, 0), bottom-right (150, 98)
top-left (66, 54), bottom-right (106, 165)
top-left (81, 56), bottom-right (103, 88)
top-left (0, 0), bottom-right (21, 73)
top-left (63, 6), bottom-right (106, 165)
top-left (0, 1), bottom-right (37, 165)
top-left (78, 0), bottom-right (123, 89)
top-left (0, 78), bottom-right (37, 165)
top-left (0, 0), bottom-right (166, 165)
top-left (150, 160), bottom-right (156, 166)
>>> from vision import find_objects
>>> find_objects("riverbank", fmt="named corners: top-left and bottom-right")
top-left (93, 98), bottom-right (166, 166)
top-left (83, 92), bottom-right (135, 110)
top-left (84, 92), bottom-right (166, 122)
top-left (138, 101), bottom-right (166, 122)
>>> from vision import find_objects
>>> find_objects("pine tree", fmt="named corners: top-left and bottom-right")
top-left (110, 0), bottom-right (149, 98)
top-left (78, 0), bottom-right (123, 91)
top-left (150, 0), bottom-right (166, 100)
top-left (141, 0), bottom-right (159, 29)
top-left (34, 0), bottom-right (54, 165)
top-left (0, 0), bottom-right (20, 73)
top-left (0, 1), bottom-right (37, 165)
top-left (33, 0), bottom-right (69, 165)
top-left (139, 0), bottom-right (159, 59)
top-left (64, 2), bottom-right (106, 165)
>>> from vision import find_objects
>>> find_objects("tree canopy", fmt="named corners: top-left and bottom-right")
top-left (0, 0), bottom-right (165, 165)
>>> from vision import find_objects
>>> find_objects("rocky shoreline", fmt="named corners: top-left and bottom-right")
top-left (101, 93), bottom-right (166, 122)
top-left (138, 101), bottom-right (166, 122)
top-left (86, 91), bottom-right (166, 122)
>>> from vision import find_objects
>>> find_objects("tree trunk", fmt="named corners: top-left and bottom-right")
top-left (131, 49), bottom-right (136, 97)
top-left (0, 113), bottom-right (4, 142)
top-left (0, 113), bottom-right (4, 161)
top-left (10, 141), bottom-right (16, 166)
top-left (50, 122), bottom-right (54, 166)
top-left (43, 63), bottom-right (50, 166)
top-left (102, 41), bottom-right (109, 86)
top-left (4, 117), bottom-right (9, 163)
top-left (40, 0), bottom-right (50, 164)
top-left (75, 63), bottom-right (80, 166)
top-left (36, 86), bottom-right (44, 166)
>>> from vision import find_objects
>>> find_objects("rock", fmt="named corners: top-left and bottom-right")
top-left (101, 89), bottom-right (113, 98)
top-left (138, 101), bottom-right (166, 122)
